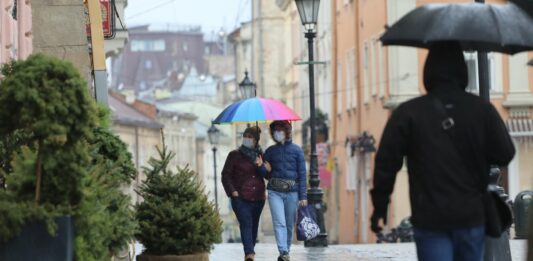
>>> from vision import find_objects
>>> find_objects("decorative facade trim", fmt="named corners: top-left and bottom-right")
top-left (276, 0), bottom-right (291, 11)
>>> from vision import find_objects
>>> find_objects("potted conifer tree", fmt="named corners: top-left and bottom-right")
top-left (135, 146), bottom-right (222, 261)
top-left (0, 54), bottom-right (136, 260)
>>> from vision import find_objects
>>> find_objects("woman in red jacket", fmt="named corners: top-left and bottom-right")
top-left (221, 126), bottom-right (270, 261)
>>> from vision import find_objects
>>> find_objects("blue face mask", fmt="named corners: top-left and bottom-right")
top-left (242, 137), bottom-right (255, 148)
top-left (274, 131), bottom-right (285, 143)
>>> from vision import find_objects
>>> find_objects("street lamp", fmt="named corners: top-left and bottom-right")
top-left (239, 70), bottom-right (256, 99)
top-left (295, 0), bottom-right (328, 247)
top-left (207, 123), bottom-right (221, 210)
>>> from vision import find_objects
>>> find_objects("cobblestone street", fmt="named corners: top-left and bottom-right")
top-left (210, 240), bottom-right (528, 261)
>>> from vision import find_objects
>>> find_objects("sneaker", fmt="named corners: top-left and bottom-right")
top-left (277, 253), bottom-right (290, 261)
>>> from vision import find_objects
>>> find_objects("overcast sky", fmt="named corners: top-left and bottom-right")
top-left (124, 0), bottom-right (251, 34)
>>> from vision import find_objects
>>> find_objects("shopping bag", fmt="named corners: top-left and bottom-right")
top-left (296, 205), bottom-right (320, 241)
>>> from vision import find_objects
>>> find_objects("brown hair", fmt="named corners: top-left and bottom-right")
top-left (243, 126), bottom-right (261, 142)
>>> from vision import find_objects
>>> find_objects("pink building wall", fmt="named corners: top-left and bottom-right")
top-left (0, 0), bottom-right (32, 64)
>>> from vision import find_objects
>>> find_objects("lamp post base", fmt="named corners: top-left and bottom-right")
top-left (304, 188), bottom-right (328, 247)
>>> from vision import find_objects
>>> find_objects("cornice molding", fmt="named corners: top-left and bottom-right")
top-left (276, 0), bottom-right (291, 11)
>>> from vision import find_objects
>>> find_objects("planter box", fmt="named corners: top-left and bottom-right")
top-left (137, 253), bottom-right (209, 261)
top-left (0, 216), bottom-right (74, 261)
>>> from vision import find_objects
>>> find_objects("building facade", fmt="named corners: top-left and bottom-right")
top-left (111, 26), bottom-right (206, 94)
top-left (330, 0), bottom-right (533, 244)
top-left (109, 93), bottom-right (164, 204)
top-left (240, 0), bottom-right (533, 244)
top-left (0, 0), bottom-right (32, 64)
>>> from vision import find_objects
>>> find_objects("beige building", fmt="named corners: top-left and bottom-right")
top-left (109, 94), bottom-right (163, 204)
top-left (32, 1), bottom-right (92, 80)
top-left (157, 109), bottom-right (198, 172)
top-left (31, 0), bottom-right (129, 88)
top-left (328, 0), bottom-right (533, 244)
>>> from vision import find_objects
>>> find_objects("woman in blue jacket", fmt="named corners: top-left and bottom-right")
top-left (263, 120), bottom-right (307, 261)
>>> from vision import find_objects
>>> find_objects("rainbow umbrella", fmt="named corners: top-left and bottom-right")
top-left (213, 96), bottom-right (301, 124)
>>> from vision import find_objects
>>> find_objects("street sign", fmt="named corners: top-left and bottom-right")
top-left (85, 0), bottom-right (115, 39)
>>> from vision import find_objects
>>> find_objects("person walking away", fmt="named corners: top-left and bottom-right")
top-left (370, 42), bottom-right (515, 261)
top-left (263, 120), bottom-right (307, 261)
top-left (221, 126), bottom-right (269, 261)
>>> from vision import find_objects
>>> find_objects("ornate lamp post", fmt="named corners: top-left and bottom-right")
top-left (239, 70), bottom-right (256, 99)
top-left (207, 123), bottom-right (221, 210)
top-left (295, 0), bottom-right (328, 247)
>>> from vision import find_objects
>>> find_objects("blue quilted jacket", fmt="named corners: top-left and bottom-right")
top-left (263, 140), bottom-right (307, 200)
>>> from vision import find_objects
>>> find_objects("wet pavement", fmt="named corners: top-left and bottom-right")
top-left (210, 240), bottom-right (528, 261)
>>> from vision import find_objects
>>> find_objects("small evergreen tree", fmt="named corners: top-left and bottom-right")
top-left (136, 146), bottom-right (222, 256)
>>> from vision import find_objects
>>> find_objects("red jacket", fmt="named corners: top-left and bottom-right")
top-left (221, 150), bottom-right (266, 201)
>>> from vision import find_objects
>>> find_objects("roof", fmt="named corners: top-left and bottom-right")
top-left (177, 67), bottom-right (218, 97)
top-left (109, 95), bottom-right (164, 129)
top-left (156, 101), bottom-right (231, 137)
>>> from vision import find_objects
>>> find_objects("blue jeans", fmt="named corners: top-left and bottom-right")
top-left (231, 197), bottom-right (265, 255)
top-left (413, 225), bottom-right (485, 261)
top-left (268, 190), bottom-right (299, 254)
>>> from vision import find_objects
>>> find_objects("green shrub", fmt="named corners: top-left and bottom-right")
top-left (0, 53), bottom-right (136, 260)
top-left (73, 127), bottom-right (137, 260)
top-left (136, 146), bottom-right (222, 256)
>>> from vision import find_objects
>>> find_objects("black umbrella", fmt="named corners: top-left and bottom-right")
top-left (380, 1), bottom-right (533, 54)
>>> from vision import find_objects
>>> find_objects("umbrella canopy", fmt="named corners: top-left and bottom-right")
top-left (213, 97), bottom-right (301, 124)
top-left (380, 1), bottom-right (533, 54)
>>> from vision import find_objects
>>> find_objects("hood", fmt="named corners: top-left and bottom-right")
top-left (423, 42), bottom-right (468, 92)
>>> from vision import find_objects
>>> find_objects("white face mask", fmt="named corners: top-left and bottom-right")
top-left (242, 137), bottom-right (255, 148)
top-left (274, 131), bottom-right (285, 143)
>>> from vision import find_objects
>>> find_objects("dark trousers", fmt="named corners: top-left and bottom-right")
top-left (231, 197), bottom-right (265, 255)
top-left (413, 225), bottom-right (485, 261)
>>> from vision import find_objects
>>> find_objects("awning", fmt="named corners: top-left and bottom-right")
top-left (506, 119), bottom-right (533, 142)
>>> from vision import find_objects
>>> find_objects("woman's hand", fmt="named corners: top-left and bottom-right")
top-left (255, 155), bottom-right (263, 167)
top-left (299, 200), bottom-right (308, 207)
top-left (231, 191), bottom-right (239, 197)
top-left (264, 161), bottom-right (272, 172)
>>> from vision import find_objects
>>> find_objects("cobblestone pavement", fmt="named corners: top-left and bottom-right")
top-left (210, 240), bottom-right (528, 261)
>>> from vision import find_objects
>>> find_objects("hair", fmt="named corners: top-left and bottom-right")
top-left (269, 120), bottom-right (291, 140)
top-left (243, 126), bottom-right (261, 142)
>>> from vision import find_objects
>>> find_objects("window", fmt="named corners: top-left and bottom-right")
top-left (378, 41), bottom-right (386, 98)
top-left (345, 144), bottom-right (357, 191)
top-left (130, 40), bottom-right (166, 52)
top-left (345, 59), bottom-right (350, 112)
top-left (337, 62), bottom-right (343, 116)
top-left (371, 40), bottom-right (379, 97)
top-left (464, 52), bottom-right (500, 93)
top-left (12, 0), bottom-right (17, 20)
top-left (464, 52), bottom-right (479, 93)
top-left (348, 49), bottom-right (357, 110)
top-left (144, 60), bottom-right (152, 69)
top-left (363, 42), bottom-right (370, 104)
top-left (489, 53), bottom-right (503, 93)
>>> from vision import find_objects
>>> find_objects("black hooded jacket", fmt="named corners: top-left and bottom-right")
top-left (371, 43), bottom-right (515, 230)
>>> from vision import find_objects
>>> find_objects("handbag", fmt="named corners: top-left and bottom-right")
top-left (296, 205), bottom-right (320, 241)
top-left (269, 178), bottom-right (296, 192)
top-left (430, 95), bottom-right (513, 238)
top-left (483, 188), bottom-right (513, 238)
